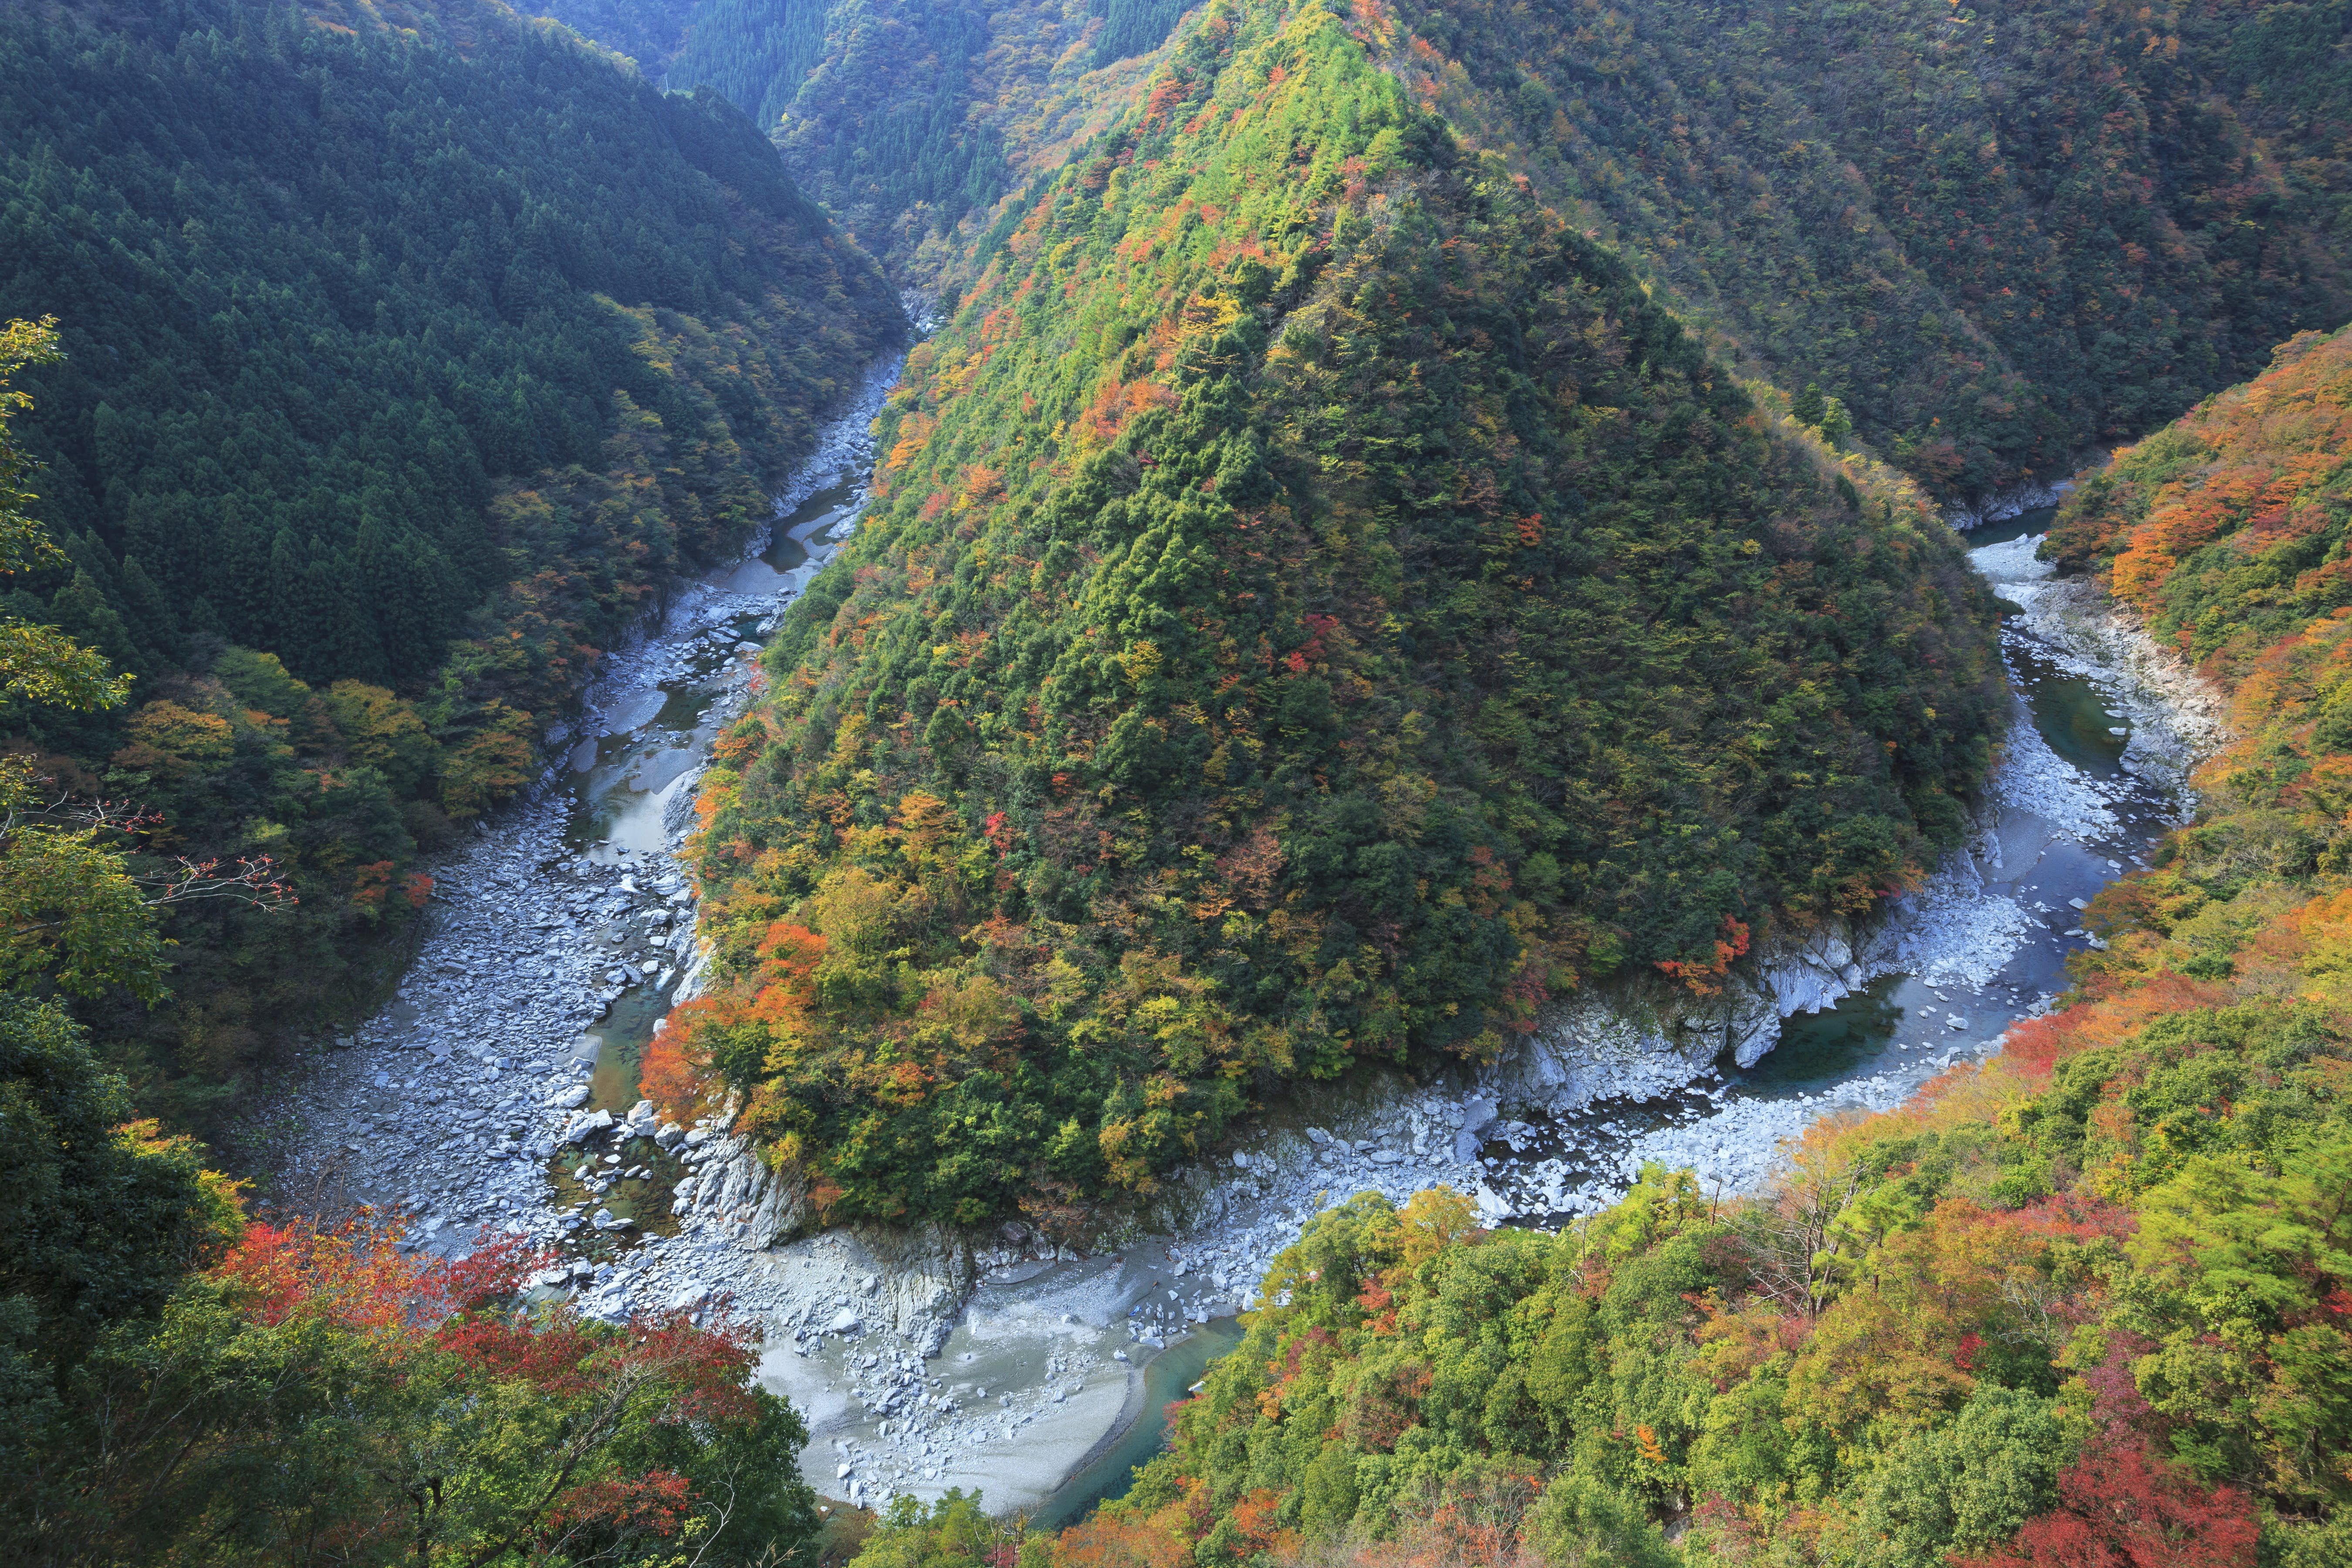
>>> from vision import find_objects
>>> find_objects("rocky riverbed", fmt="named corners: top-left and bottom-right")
top-left (264, 415), bottom-right (2225, 1524)
top-left (263, 353), bottom-right (903, 1295)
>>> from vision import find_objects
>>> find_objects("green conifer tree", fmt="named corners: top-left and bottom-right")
top-left (1793, 380), bottom-right (1828, 427)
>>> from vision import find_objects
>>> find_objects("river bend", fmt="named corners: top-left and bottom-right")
top-left (264, 430), bottom-right (2218, 1520)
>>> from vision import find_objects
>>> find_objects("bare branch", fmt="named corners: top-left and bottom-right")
top-left (1, 787), bottom-right (296, 914)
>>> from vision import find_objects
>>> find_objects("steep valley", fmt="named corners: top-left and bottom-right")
top-left (2, 0), bottom-right (2345, 1562)
top-left (264, 394), bottom-right (2220, 1524)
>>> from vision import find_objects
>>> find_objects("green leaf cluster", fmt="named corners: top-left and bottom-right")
top-left (1, 994), bottom-right (243, 1474)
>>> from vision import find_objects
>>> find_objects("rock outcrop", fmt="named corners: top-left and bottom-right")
top-left (1484, 923), bottom-right (1867, 1114)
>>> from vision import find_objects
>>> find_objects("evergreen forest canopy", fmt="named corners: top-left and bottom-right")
top-left (0, 0), bottom-right (899, 1123)
top-left (4, 0), bottom-right (894, 696)
top-left (669, 0), bottom-right (2006, 1230)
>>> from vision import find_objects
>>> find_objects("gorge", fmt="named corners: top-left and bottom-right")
top-left (3, 0), bottom-right (2345, 1563)
top-left (264, 393), bottom-right (2221, 1521)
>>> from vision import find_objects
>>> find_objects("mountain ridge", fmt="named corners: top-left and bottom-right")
top-left (573, 0), bottom-right (2352, 506)
top-left (666, 0), bottom-right (2006, 1228)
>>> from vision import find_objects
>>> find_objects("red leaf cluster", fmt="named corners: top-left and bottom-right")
top-left (1963, 1438), bottom-right (2257, 1568)
top-left (216, 1213), bottom-right (539, 1337)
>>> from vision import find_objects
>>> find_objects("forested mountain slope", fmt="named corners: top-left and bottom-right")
top-left (6, 0), bottom-right (892, 694)
top-left (838, 325), bottom-right (2352, 1568)
top-left (589, 0), bottom-right (2350, 502)
top-left (2041, 325), bottom-right (2352, 991)
top-left (1378, 0), bottom-right (2352, 503)
top-left (532, 0), bottom-right (1178, 273)
top-left (666, 0), bottom-right (2007, 1229)
top-left (0, 318), bottom-right (828, 1568)
top-left (0, 0), bottom-right (898, 1122)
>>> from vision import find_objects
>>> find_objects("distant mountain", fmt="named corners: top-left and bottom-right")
top-left (674, 0), bottom-right (2005, 1226)
top-left (540, 0), bottom-right (2350, 499)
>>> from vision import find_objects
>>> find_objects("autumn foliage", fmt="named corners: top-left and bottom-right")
top-left (640, 996), bottom-right (731, 1124)
top-left (1963, 1437), bottom-right (2258, 1568)
top-left (644, 920), bottom-right (828, 1127)
top-left (691, 0), bottom-right (2002, 1230)
top-left (212, 1211), bottom-right (537, 1335)
top-left (29, 1207), bottom-right (820, 1565)
top-left (2046, 325), bottom-right (2352, 681)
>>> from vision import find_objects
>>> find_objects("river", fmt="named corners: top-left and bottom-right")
top-left (1461, 505), bottom-right (2216, 1221)
top-left (268, 386), bottom-right (2217, 1524)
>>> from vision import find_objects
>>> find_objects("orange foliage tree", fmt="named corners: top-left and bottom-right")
top-left (642, 920), bottom-right (828, 1129)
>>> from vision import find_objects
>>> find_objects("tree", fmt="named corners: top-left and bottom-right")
top-left (28, 1211), bottom-right (822, 1567)
top-left (0, 994), bottom-right (241, 1480)
top-left (856, 1490), bottom-right (1018, 1568)
top-left (324, 680), bottom-right (443, 797)
top-left (1792, 381), bottom-right (1828, 428)
top-left (1527, 1472), bottom-right (1680, 1568)
top-left (1960, 1436), bottom-right (2258, 1568)
top-left (0, 320), bottom-right (127, 715)
top-left (1852, 1387), bottom-right (2067, 1567)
